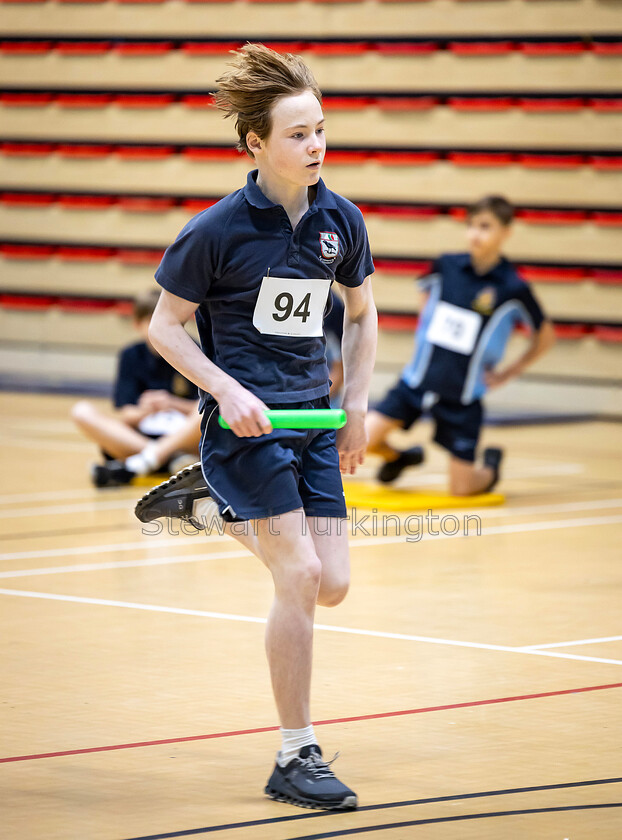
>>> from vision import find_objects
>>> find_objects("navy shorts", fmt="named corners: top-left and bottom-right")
top-left (374, 380), bottom-right (482, 463)
top-left (199, 396), bottom-right (347, 522)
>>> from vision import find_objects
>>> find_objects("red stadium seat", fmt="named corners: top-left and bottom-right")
top-left (518, 153), bottom-right (585, 169)
top-left (448, 41), bottom-right (514, 55)
top-left (116, 145), bottom-right (175, 159)
top-left (591, 41), bottom-right (622, 55)
top-left (58, 194), bottom-right (116, 208)
top-left (590, 211), bottom-right (622, 226)
top-left (589, 155), bottom-right (622, 170)
top-left (378, 313), bottom-right (418, 332)
top-left (0, 40), bottom-right (53, 53)
top-left (55, 41), bottom-right (112, 54)
top-left (182, 146), bottom-right (240, 161)
top-left (375, 96), bottom-right (439, 110)
top-left (593, 326), bottom-right (622, 343)
top-left (2, 142), bottom-right (56, 156)
top-left (181, 94), bottom-right (215, 109)
top-left (117, 249), bottom-right (165, 265)
top-left (323, 96), bottom-right (373, 110)
top-left (0, 293), bottom-right (56, 308)
top-left (374, 258), bottom-right (432, 275)
top-left (56, 93), bottom-right (113, 108)
top-left (180, 198), bottom-right (219, 213)
top-left (516, 209), bottom-right (588, 224)
top-left (373, 151), bottom-right (440, 165)
top-left (306, 42), bottom-right (370, 55)
top-left (0, 244), bottom-right (56, 259)
top-left (518, 97), bottom-right (584, 111)
top-left (448, 97), bottom-right (514, 111)
top-left (367, 204), bottom-right (442, 219)
top-left (57, 246), bottom-right (115, 261)
top-left (589, 98), bottom-right (622, 112)
top-left (518, 41), bottom-right (586, 55)
top-left (57, 144), bottom-right (112, 158)
top-left (114, 94), bottom-right (176, 108)
top-left (325, 151), bottom-right (370, 164)
top-left (0, 93), bottom-right (54, 106)
top-left (375, 41), bottom-right (439, 54)
top-left (553, 324), bottom-right (591, 340)
top-left (181, 41), bottom-right (242, 54)
top-left (517, 265), bottom-right (587, 283)
top-left (449, 151), bottom-right (514, 167)
top-left (1, 192), bottom-right (56, 205)
top-left (113, 42), bottom-right (174, 55)
top-left (117, 196), bottom-right (176, 211)
top-left (590, 269), bottom-right (622, 285)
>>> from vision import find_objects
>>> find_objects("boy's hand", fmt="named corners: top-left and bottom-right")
top-left (138, 389), bottom-right (174, 413)
top-left (217, 384), bottom-right (273, 438)
top-left (336, 409), bottom-right (367, 475)
top-left (485, 367), bottom-right (514, 389)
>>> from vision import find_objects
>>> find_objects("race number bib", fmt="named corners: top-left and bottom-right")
top-left (426, 301), bottom-right (482, 355)
top-left (253, 276), bottom-right (331, 337)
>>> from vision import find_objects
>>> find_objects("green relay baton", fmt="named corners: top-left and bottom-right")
top-left (218, 408), bottom-right (347, 430)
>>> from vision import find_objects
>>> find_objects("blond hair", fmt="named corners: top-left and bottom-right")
top-left (213, 43), bottom-right (322, 157)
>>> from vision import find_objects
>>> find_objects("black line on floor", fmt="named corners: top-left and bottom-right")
top-left (122, 777), bottom-right (622, 838)
top-left (287, 803), bottom-right (622, 839)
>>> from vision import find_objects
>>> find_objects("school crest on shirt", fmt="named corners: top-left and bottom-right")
top-left (472, 286), bottom-right (497, 316)
top-left (319, 231), bottom-right (340, 263)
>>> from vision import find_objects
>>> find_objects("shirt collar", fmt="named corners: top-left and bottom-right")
top-left (458, 252), bottom-right (509, 282)
top-left (243, 169), bottom-right (338, 212)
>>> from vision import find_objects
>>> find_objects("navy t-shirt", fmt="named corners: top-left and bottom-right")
top-left (113, 341), bottom-right (197, 408)
top-left (403, 253), bottom-right (545, 404)
top-left (155, 170), bottom-right (374, 404)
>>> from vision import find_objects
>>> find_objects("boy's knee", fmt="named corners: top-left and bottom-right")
top-left (317, 574), bottom-right (350, 608)
top-left (71, 400), bottom-right (94, 423)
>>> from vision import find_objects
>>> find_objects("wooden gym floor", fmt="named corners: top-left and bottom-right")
top-left (1, 392), bottom-right (621, 839)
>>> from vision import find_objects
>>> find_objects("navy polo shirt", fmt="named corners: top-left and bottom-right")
top-left (155, 170), bottom-right (374, 404)
top-left (113, 341), bottom-right (197, 408)
top-left (403, 253), bottom-right (545, 404)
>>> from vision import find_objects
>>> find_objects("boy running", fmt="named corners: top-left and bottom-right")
top-left (136, 44), bottom-right (377, 810)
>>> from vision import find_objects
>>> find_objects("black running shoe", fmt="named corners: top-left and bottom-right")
top-left (265, 745), bottom-right (357, 811)
top-left (483, 447), bottom-right (504, 492)
top-left (134, 462), bottom-right (211, 530)
top-left (377, 445), bottom-right (425, 484)
top-left (91, 461), bottom-right (136, 488)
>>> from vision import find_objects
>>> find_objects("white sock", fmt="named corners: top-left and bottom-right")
top-left (125, 444), bottom-right (159, 476)
top-left (277, 725), bottom-right (317, 767)
top-left (193, 496), bottom-right (223, 529)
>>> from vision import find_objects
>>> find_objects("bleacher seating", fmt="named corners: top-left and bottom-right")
top-left (0, 0), bottom-right (620, 412)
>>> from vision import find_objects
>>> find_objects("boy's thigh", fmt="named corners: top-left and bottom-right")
top-left (431, 399), bottom-right (482, 463)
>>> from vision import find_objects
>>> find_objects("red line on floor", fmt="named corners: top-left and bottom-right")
top-left (2, 682), bottom-right (621, 764)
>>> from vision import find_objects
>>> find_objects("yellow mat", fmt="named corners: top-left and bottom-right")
top-left (344, 481), bottom-right (504, 511)
top-left (131, 473), bottom-right (170, 487)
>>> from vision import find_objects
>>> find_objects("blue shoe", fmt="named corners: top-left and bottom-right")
top-left (265, 745), bottom-right (357, 811)
top-left (377, 445), bottom-right (425, 484)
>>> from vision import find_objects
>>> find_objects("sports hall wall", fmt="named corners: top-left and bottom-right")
top-left (0, 0), bottom-right (620, 420)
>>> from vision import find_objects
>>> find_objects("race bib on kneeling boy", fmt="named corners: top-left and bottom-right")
top-left (426, 301), bottom-right (483, 355)
top-left (253, 276), bottom-right (331, 337)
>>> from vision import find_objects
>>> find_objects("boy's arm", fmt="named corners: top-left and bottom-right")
top-left (338, 276), bottom-right (378, 475)
top-left (486, 319), bottom-right (556, 389)
top-left (148, 290), bottom-right (272, 437)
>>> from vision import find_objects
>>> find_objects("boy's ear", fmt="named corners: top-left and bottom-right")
top-left (246, 131), bottom-right (262, 156)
